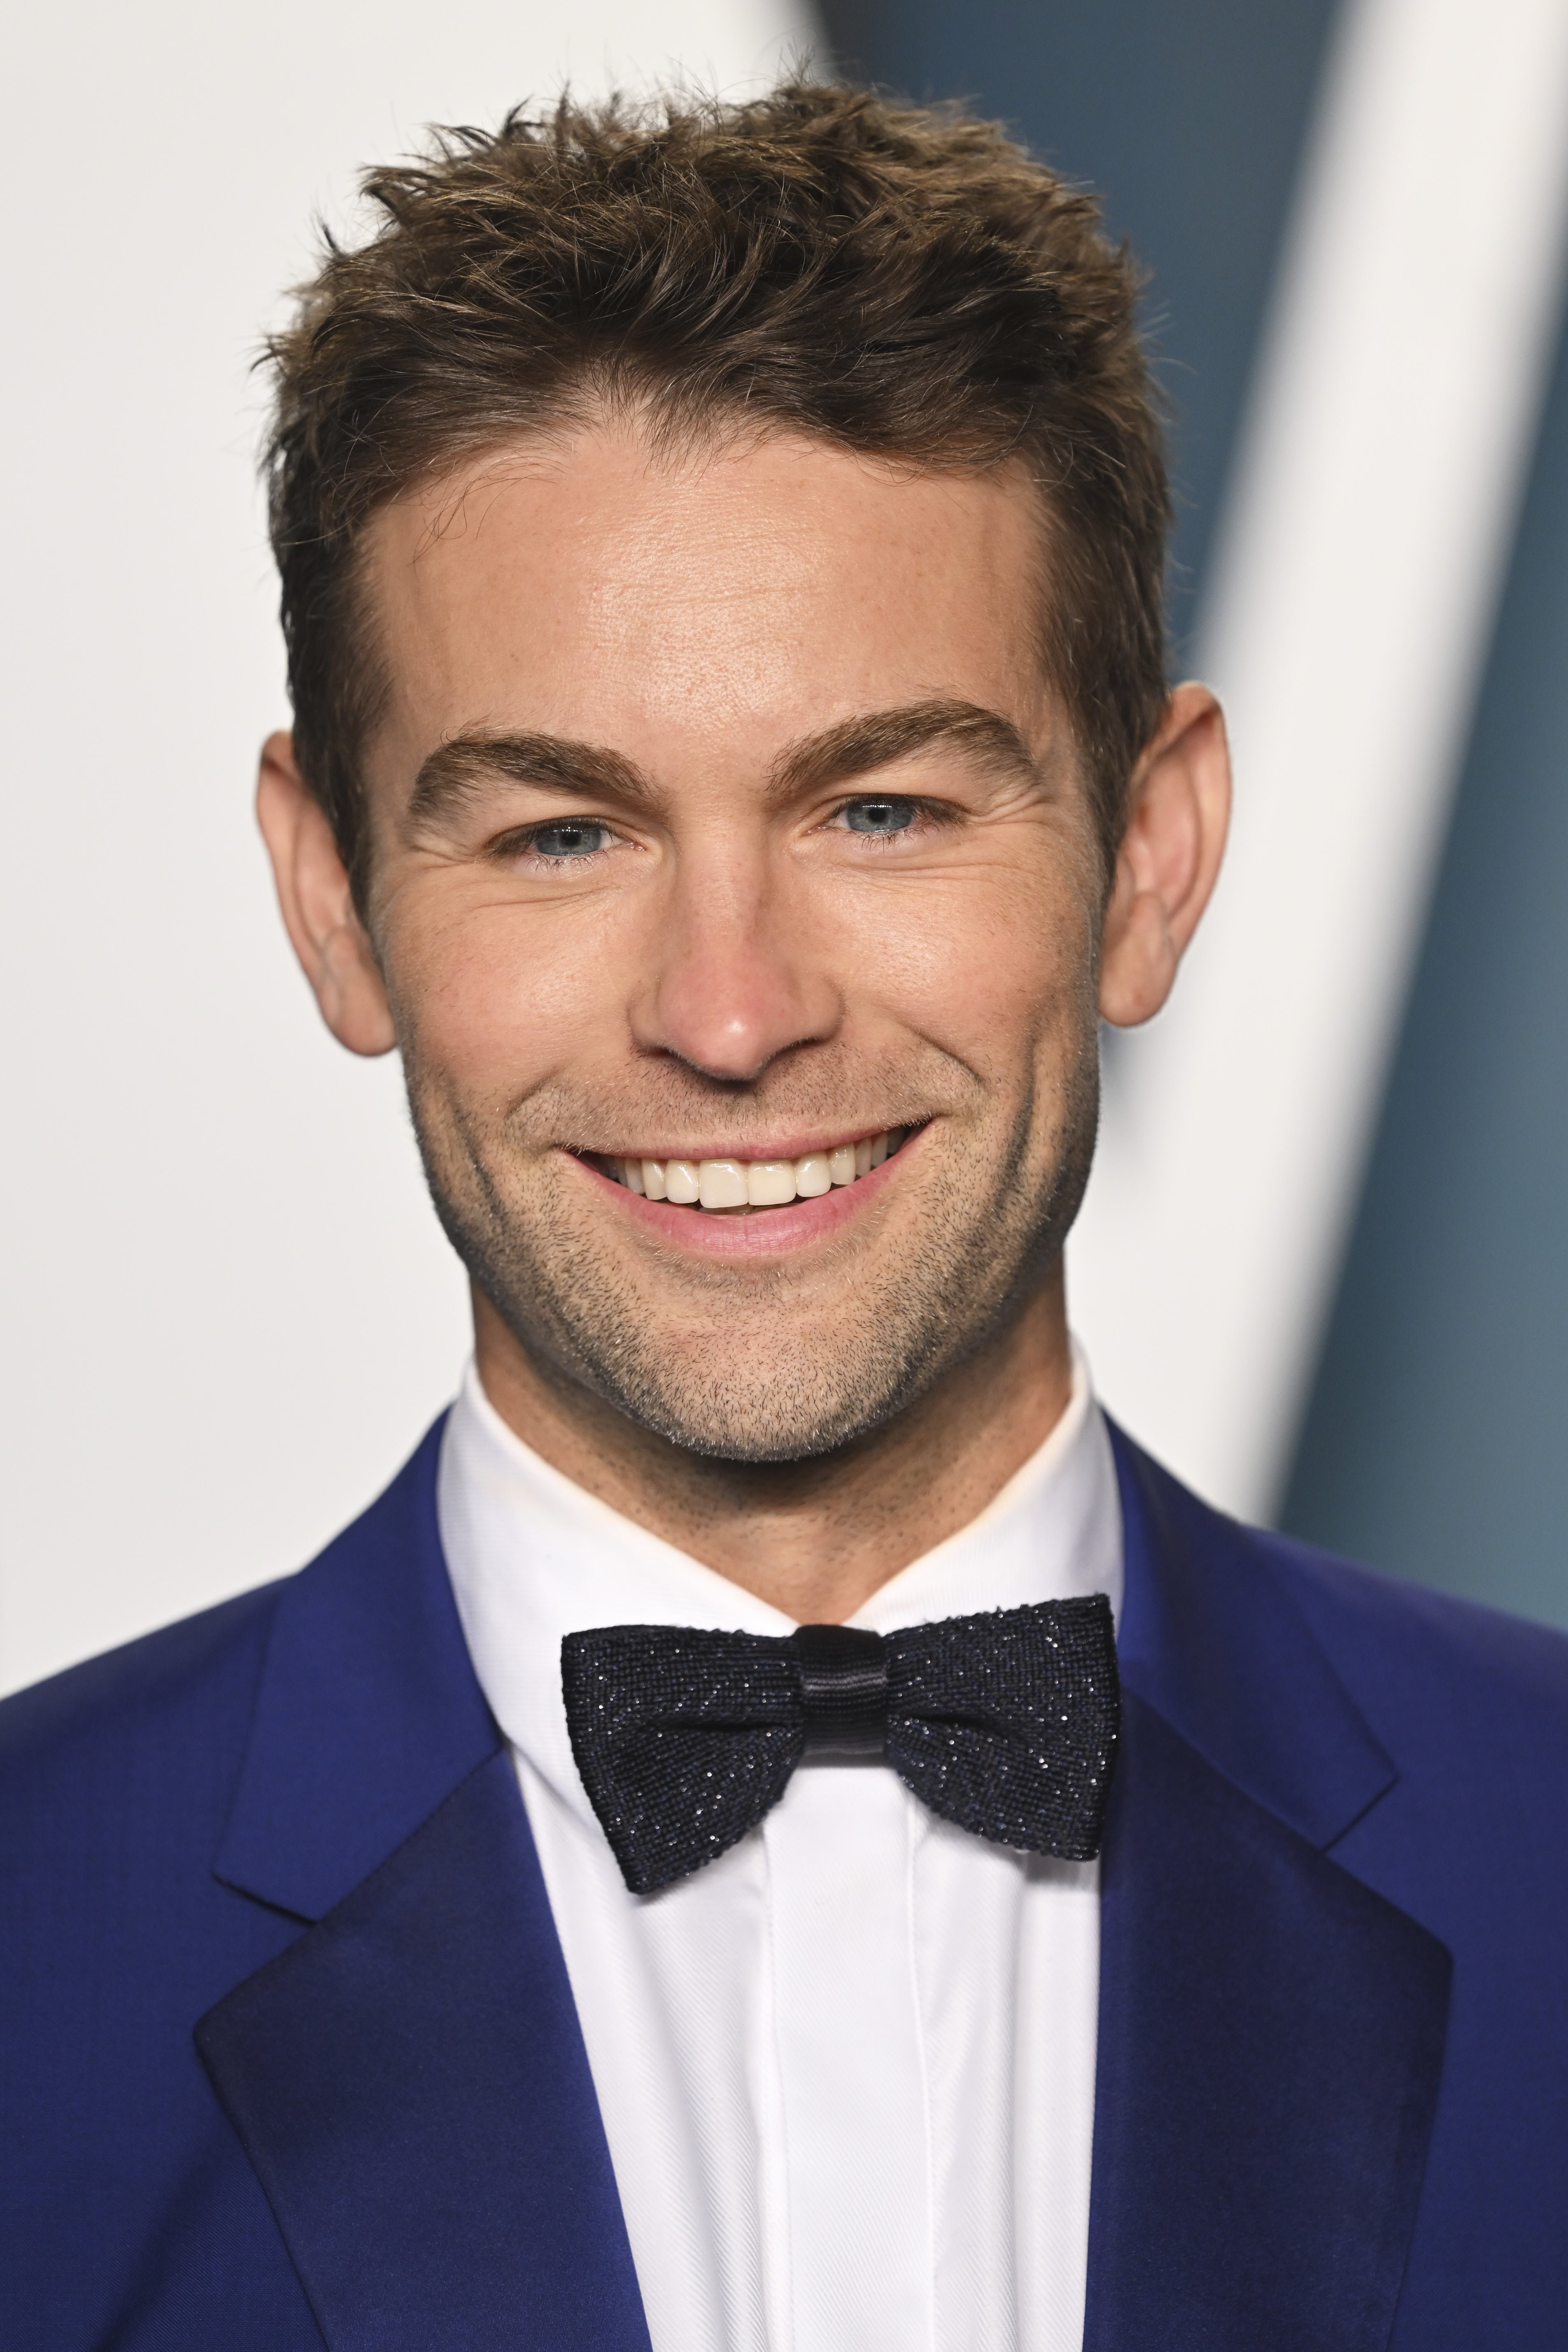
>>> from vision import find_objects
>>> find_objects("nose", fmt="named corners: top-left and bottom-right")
top-left (634, 845), bottom-right (840, 1084)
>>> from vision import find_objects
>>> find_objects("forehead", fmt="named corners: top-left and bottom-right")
top-left (364, 422), bottom-right (1053, 774)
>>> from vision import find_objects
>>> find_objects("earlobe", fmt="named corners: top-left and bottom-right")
top-left (1097, 683), bottom-right (1231, 1029)
top-left (255, 730), bottom-right (397, 1057)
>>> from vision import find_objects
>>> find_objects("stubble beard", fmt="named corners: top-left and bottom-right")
top-left (403, 1040), bottom-right (1100, 1466)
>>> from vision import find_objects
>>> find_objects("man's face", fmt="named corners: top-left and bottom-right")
top-left (358, 422), bottom-right (1105, 1460)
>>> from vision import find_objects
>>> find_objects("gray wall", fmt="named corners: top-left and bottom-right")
top-left (1283, 289), bottom-right (1568, 1628)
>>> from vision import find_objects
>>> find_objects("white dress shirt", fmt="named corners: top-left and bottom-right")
top-left (440, 1352), bottom-right (1122, 2352)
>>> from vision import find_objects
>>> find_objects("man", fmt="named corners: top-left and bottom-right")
top-left (3, 80), bottom-right (1566, 2352)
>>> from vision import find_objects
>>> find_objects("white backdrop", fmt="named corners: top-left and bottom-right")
top-left (0, 0), bottom-right (817, 1694)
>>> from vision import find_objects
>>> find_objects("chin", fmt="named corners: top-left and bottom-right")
top-left (560, 1311), bottom-right (943, 1464)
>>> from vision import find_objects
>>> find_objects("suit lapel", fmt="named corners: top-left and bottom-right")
top-left (1084, 1431), bottom-right (1452, 2352)
top-left (198, 1750), bottom-right (650, 2352)
top-left (213, 1419), bottom-right (499, 1922)
top-left (200, 1420), bottom-right (650, 2351)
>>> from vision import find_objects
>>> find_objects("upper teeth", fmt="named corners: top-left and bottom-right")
top-left (613, 1131), bottom-right (901, 1208)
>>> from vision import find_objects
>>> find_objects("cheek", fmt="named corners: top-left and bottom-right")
top-left (381, 883), bottom-right (632, 1096)
top-left (836, 862), bottom-right (1095, 1081)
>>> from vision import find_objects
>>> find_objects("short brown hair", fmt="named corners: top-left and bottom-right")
top-left (264, 81), bottom-right (1170, 902)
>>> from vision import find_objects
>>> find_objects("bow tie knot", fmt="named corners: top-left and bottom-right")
top-left (791, 1623), bottom-right (891, 1755)
top-left (562, 1597), bottom-right (1120, 1894)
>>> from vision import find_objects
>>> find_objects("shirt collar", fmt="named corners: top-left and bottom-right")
top-left (440, 1349), bottom-right (1122, 1831)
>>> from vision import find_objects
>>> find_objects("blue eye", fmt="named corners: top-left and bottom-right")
top-left (530, 821), bottom-right (610, 859)
top-left (843, 797), bottom-right (916, 835)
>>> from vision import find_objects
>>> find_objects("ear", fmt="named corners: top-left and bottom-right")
top-left (255, 731), bottom-right (396, 1056)
top-left (1098, 681), bottom-right (1232, 1028)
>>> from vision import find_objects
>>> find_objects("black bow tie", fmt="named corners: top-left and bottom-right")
top-left (561, 1596), bottom-right (1119, 1895)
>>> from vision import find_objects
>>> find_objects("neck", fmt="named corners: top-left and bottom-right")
top-left (471, 1270), bottom-right (1074, 1622)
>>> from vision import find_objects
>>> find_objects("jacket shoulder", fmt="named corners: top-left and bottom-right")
top-left (1267, 1522), bottom-right (1568, 1707)
top-left (0, 1418), bottom-right (450, 1809)
top-left (0, 1579), bottom-right (287, 1842)
top-left (1117, 1425), bottom-right (1568, 1759)
top-left (1263, 1518), bottom-right (1568, 1793)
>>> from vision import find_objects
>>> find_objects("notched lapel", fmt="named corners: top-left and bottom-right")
top-left (1085, 1695), bottom-right (1451, 2352)
top-left (197, 1750), bottom-right (651, 2352)
top-left (214, 1419), bottom-right (500, 1924)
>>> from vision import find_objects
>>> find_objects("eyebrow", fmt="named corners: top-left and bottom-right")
top-left (770, 699), bottom-right (1036, 800)
top-left (406, 732), bottom-right (652, 830)
top-left (404, 698), bottom-right (1036, 832)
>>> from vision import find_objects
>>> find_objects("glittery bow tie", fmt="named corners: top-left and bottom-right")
top-left (561, 1597), bottom-right (1120, 1895)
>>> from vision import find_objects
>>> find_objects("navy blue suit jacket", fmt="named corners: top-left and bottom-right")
top-left (4, 1417), bottom-right (1568, 2349)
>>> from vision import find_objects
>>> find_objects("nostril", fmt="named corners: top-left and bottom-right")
top-left (657, 1032), bottom-right (827, 1090)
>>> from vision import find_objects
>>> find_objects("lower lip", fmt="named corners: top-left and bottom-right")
top-left (568, 1137), bottom-right (919, 1258)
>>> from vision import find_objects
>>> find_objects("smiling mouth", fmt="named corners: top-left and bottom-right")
top-left (593, 1127), bottom-right (913, 1212)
